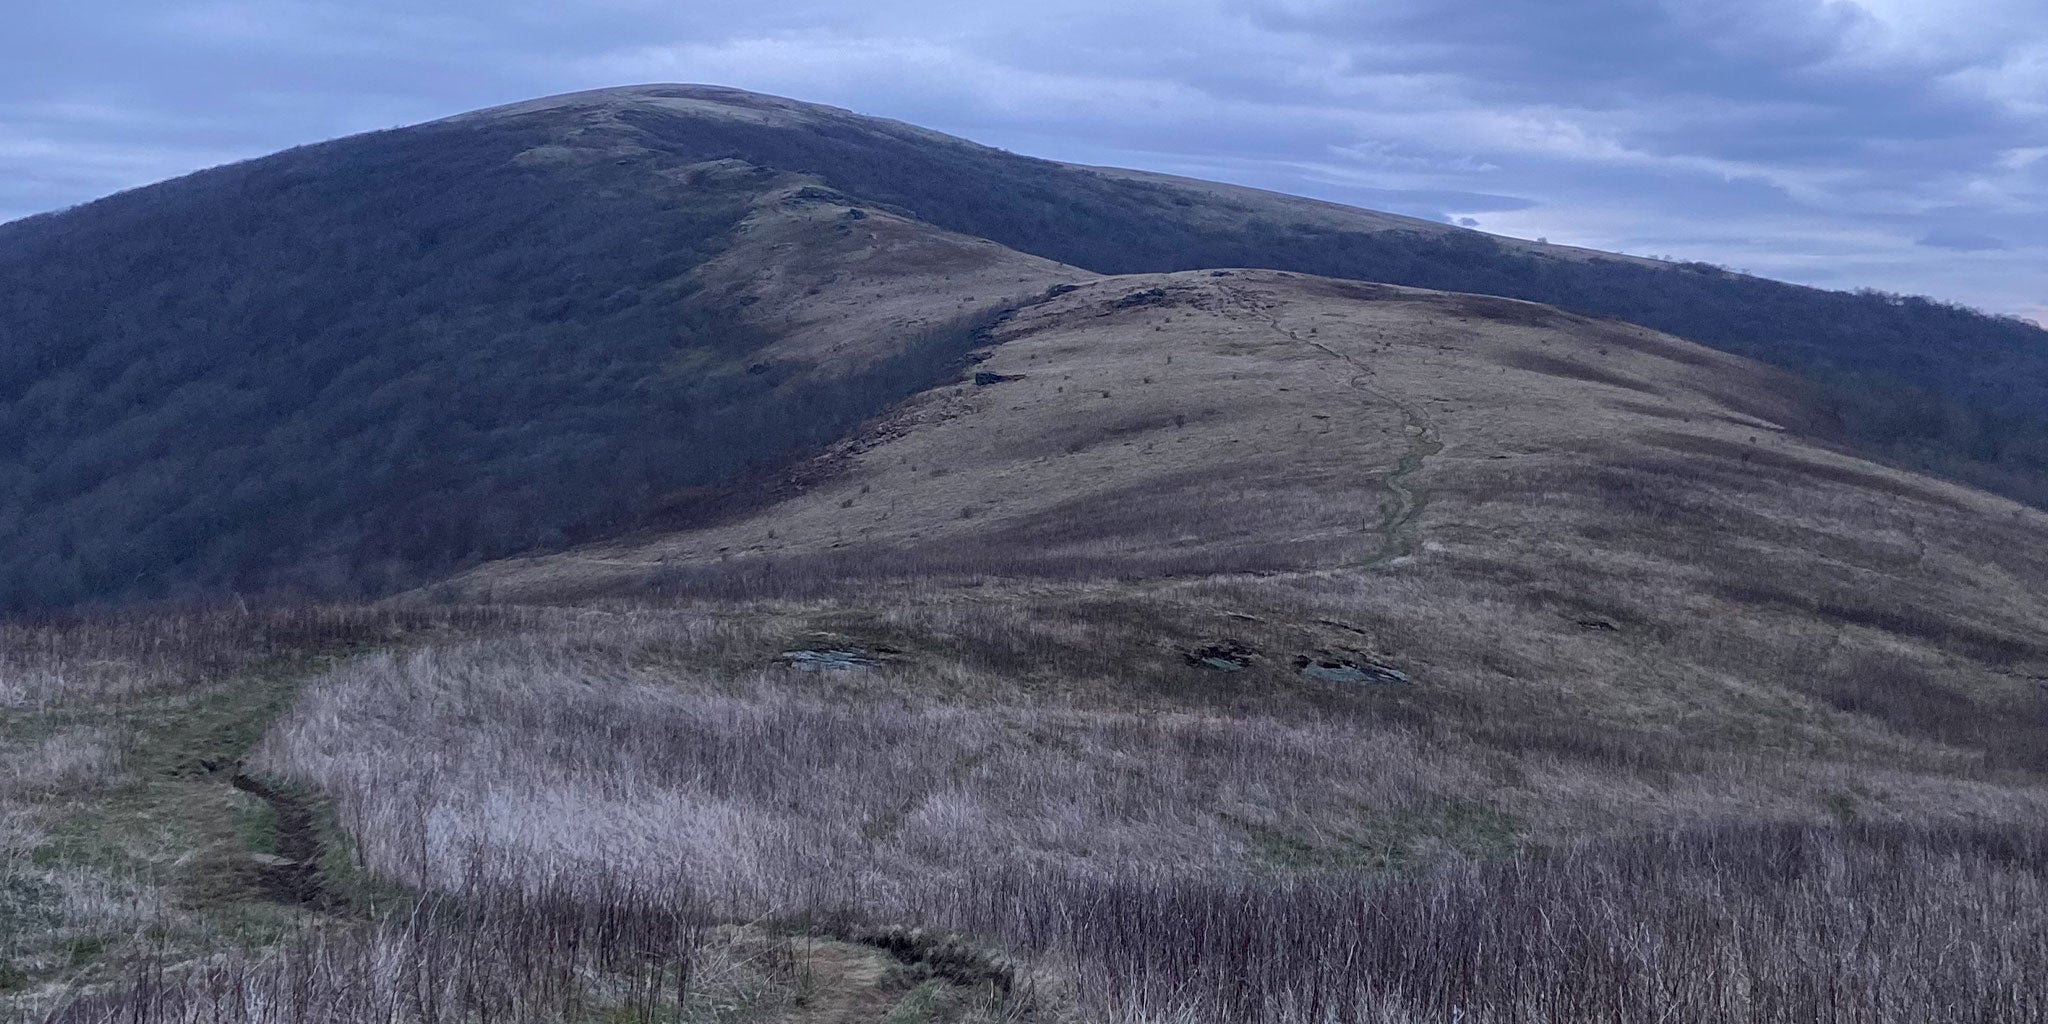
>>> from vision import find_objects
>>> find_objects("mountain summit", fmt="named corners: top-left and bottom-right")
top-left (3, 84), bottom-right (2046, 611)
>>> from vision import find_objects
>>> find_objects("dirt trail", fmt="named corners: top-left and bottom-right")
top-left (229, 770), bottom-right (328, 906)
top-left (791, 939), bottom-right (906, 1023)
top-left (1224, 285), bottom-right (1443, 568)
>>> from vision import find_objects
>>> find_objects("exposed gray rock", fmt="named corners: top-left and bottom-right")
top-left (781, 648), bottom-right (881, 671)
top-left (1187, 640), bottom-right (1257, 671)
top-left (1296, 654), bottom-right (1411, 686)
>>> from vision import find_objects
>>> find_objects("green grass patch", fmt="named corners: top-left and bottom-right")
top-left (2, 649), bottom-right (388, 1000)
top-left (0, 874), bottom-right (62, 933)
top-left (234, 794), bottom-right (282, 857)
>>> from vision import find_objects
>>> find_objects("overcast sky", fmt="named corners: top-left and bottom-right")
top-left (4, 1), bottom-right (2044, 321)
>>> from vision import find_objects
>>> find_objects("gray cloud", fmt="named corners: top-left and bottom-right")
top-left (1, 0), bottom-right (2043, 315)
top-left (1919, 228), bottom-right (2011, 251)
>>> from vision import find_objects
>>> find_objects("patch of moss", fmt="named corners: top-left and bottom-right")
top-left (235, 794), bottom-right (282, 857)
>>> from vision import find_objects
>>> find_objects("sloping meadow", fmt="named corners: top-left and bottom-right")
top-left (41, 602), bottom-right (2044, 1023)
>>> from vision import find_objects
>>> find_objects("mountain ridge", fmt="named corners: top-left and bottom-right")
top-left (408, 86), bottom-right (2048, 510)
top-left (12, 85), bottom-right (2048, 1024)
top-left (4, 83), bottom-right (2048, 613)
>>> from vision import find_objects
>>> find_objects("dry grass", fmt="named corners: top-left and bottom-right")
top-left (12, 579), bottom-right (2046, 1019)
top-left (0, 604), bottom-right (533, 1007)
top-left (960, 821), bottom-right (2048, 1023)
top-left (254, 607), bottom-right (2048, 898)
top-left (34, 601), bottom-right (2048, 1022)
top-left (51, 821), bottom-right (2048, 1023)
top-left (0, 605), bottom-right (525, 707)
top-left (691, 175), bottom-right (1085, 374)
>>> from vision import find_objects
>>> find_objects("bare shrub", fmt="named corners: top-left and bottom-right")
top-left (255, 635), bottom-right (1491, 915)
top-left (39, 867), bottom-right (710, 1024)
top-left (56, 822), bottom-right (2048, 1024)
top-left (0, 603), bottom-right (528, 706)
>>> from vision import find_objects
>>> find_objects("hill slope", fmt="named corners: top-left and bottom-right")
top-left (0, 106), bottom-right (1077, 611)
top-left (449, 86), bottom-right (2048, 501)
top-left (5, 83), bottom-right (2048, 613)
top-left (10, 92), bottom-right (2048, 1023)
top-left (451, 268), bottom-right (2048, 770)
top-left (199, 268), bottom-right (2048, 1022)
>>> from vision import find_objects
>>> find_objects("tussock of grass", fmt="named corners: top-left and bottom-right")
top-left (38, 821), bottom-right (2048, 1023)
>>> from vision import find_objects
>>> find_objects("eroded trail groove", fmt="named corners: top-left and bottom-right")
top-left (1225, 285), bottom-right (1442, 568)
top-left (230, 770), bottom-right (329, 906)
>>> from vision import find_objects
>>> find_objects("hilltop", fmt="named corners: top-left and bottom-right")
top-left (5, 84), bottom-right (2048, 611)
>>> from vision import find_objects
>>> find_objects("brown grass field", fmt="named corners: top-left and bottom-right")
top-left (11, 263), bottom-right (2048, 1021)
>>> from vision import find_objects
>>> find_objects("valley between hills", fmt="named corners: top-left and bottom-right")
top-left (6, 86), bottom-right (2048, 1023)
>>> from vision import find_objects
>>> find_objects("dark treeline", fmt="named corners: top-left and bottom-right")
top-left (610, 92), bottom-right (2048, 506)
top-left (0, 114), bottom-right (1012, 613)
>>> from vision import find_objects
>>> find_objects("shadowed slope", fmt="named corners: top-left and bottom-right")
top-left (0, 105), bottom-right (1074, 612)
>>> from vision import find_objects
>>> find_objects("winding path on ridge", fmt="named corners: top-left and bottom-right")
top-left (1221, 284), bottom-right (1443, 572)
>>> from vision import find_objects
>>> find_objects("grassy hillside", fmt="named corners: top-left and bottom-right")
top-left (12, 277), bottom-right (2048, 1017)
top-left (453, 270), bottom-right (2048, 770)
top-left (15, 84), bottom-right (2048, 1023)
top-left (507, 86), bottom-right (2048, 504)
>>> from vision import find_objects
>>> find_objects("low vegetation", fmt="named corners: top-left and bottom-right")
top-left (0, 605), bottom-right (522, 1011)
top-left (13, 600), bottom-right (2048, 1021)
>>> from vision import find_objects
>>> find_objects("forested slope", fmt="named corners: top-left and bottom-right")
top-left (0, 108), bottom-right (1050, 611)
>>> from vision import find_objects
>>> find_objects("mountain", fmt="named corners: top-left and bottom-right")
top-left (4, 83), bottom-right (2047, 615)
top-left (0, 93), bottom-right (1076, 611)
top-left (13, 86), bottom-right (2048, 1023)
